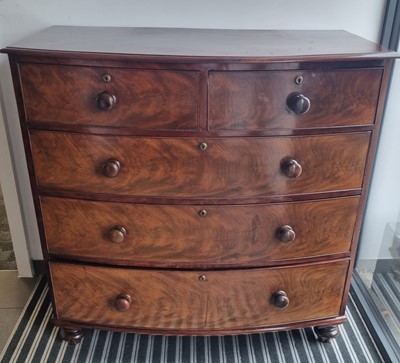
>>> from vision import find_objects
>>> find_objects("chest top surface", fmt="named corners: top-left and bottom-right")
top-left (1, 26), bottom-right (397, 62)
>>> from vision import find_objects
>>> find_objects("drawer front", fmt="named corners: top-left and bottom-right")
top-left (19, 63), bottom-right (199, 129)
top-left (31, 132), bottom-right (370, 198)
top-left (42, 196), bottom-right (359, 266)
top-left (209, 69), bottom-right (382, 130)
top-left (50, 260), bottom-right (348, 330)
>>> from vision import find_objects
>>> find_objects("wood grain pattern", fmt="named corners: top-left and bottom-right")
top-left (5, 27), bottom-right (396, 340)
top-left (209, 69), bottom-right (382, 130)
top-left (50, 260), bottom-right (349, 330)
top-left (19, 63), bottom-right (199, 129)
top-left (41, 196), bottom-right (359, 267)
top-left (31, 132), bottom-right (370, 198)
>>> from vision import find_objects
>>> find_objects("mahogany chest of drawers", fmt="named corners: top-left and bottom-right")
top-left (2, 26), bottom-right (397, 344)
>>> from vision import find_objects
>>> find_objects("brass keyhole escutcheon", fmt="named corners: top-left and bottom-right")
top-left (102, 74), bottom-right (112, 83)
top-left (199, 209), bottom-right (207, 217)
top-left (199, 142), bottom-right (208, 151)
top-left (199, 275), bottom-right (207, 282)
top-left (295, 75), bottom-right (304, 85)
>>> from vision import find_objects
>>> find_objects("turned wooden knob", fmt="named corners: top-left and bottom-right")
top-left (108, 225), bottom-right (127, 244)
top-left (96, 92), bottom-right (116, 111)
top-left (282, 159), bottom-right (302, 178)
top-left (287, 93), bottom-right (311, 115)
top-left (102, 159), bottom-right (121, 178)
top-left (273, 290), bottom-right (289, 309)
top-left (115, 293), bottom-right (132, 312)
top-left (277, 225), bottom-right (296, 243)
top-left (314, 325), bottom-right (340, 343)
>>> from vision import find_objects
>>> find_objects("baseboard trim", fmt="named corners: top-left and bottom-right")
top-left (32, 260), bottom-right (46, 275)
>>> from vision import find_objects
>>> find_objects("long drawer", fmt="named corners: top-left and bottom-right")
top-left (50, 260), bottom-right (349, 331)
top-left (31, 132), bottom-right (370, 198)
top-left (208, 69), bottom-right (382, 130)
top-left (19, 63), bottom-right (200, 130)
top-left (42, 196), bottom-right (359, 266)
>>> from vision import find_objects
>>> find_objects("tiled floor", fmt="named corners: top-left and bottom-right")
top-left (0, 271), bottom-right (38, 353)
top-left (0, 186), bottom-right (17, 271)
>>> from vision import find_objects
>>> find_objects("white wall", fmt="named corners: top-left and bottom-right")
top-left (358, 37), bottom-right (400, 263)
top-left (0, 0), bottom-right (388, 268)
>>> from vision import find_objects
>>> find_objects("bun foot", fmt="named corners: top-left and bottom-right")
top-left (60, 326), bottom-right (85, 345)
top-left (314, 325), bottom-right (339, 343)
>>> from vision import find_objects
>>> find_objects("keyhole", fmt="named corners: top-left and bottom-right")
top-left (102, 74), bottom-right (112, 83)
top-left (295, 75), bottom-right (304, 85)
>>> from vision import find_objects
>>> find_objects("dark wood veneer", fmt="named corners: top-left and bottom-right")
top-left (50, 260), bottom-right (348, 331)
top-left (209, 69), bottom-right (382, 130)
top-left (19, 63), bottom-right (200, 129)
top-left (30, 132), bottom-right (370, 198)
top-left (3, 27), bottom-right (397, 343)
top-left (41, 196), bottom-right (359, 267)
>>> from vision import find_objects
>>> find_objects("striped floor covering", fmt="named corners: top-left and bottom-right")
top-left (0, 276), bottom-right (383, 363)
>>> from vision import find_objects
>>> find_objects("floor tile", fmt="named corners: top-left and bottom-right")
top-left (0, 308), bottom-right (22, 353)
top-left (0, 271), bottom-right (38, 308)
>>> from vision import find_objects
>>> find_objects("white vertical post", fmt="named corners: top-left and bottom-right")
top-left (0, 102), bottom-right (33, 277)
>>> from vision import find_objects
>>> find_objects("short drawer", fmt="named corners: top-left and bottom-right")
top-left (50, 260), bottom-right (348, 331)
top-left (42, 196), bottom-right (359, 267)
top-left (31, 132), bottom-right (370, 198)
top-left (19, 63), bottom-right (199, 129)
top-left (208, 69), bottom-right (382, 130)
